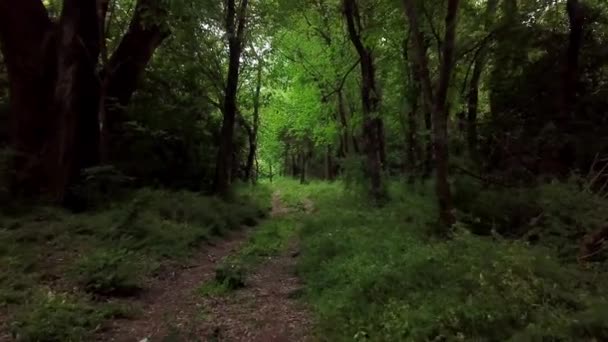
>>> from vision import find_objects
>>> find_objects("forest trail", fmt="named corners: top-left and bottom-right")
top-left (99, 190), bottom-right (312, 342)
top-left (194, 190), bottom-right (312, 341)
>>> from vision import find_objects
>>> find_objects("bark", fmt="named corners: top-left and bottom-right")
top-left (243, 58), bottom-right (262, 183)
top-left (214, 0), bottom-right (249, 196)
top-left (291, 153), bottom-right (298, 177)
top-left (0, 0), bottom-right (55, 195)
top-left (403, 0), bottom-right (461, 227)
top-left (467, 0), bottom-right (499, 160)
top-left (325, 145), bottom-right (334, 180)
top-left (423, 109), bottom-right (433, 178)
top-left (344, 0), bottom-right (387, 203)
top-left (337, 90), bottom-right (351, 156)
top-left (300, 152), bottom-right (307, 184)
top-left (377, 118), bottom-right (387, 169)
top-left (104, 0), bottom-right (170, 134)
top-left (402, 37), bottom-right (422, 182)
top-left (0, 0), bottom-right (168, 201)
top-left (562, 0), bottom-right (585, 119)
top-left (51, 0), bottom-right (101, 201)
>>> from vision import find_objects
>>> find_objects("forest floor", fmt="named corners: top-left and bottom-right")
top-left (2, 179), bottom-right (607, 341)
top-left (99, 190), bottom-right (313, 342)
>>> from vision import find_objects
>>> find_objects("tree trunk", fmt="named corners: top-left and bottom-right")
top-left (563, 0), bottom-right (584, 117)
top-left (402, 37), bottom-right (422, 182)
top-left (376, 118), bottom-right (387, 170)
top-left (291, 153), bottom-right (298, 178)
top-left (423, 97), bottom-right (433, 178)
top-left (51, 0), bottom-right (101, 201)
top-left (0, 0), bottom-right (56, 196)
top-left (243, 56), bottom-right (262, 183)
top-left (103, 0), bottom-right (170, 143)
top-left (403, 0), bottom-right (461, 228)
top-left (1, 0), bottom-right (102, 201)
top-left (337, 90), bottom-right (351, 156)
top-left (0, 0), bottom-right (168, 201)
top-left (325, 145), bottom-right (334, 180)
top-left (214, 0), bottom-right (249, 196)
top-left (344, 0), bottom-right (387, 203)
top-left (466, 0), bottom-right (499, 160)
top-left (406, 101), bottom-right (420, 183)
top-left (300, 151), bottom-right (307, 184)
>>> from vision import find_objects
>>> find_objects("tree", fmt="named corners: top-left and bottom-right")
top-left (0, 0), bottom-right (170, 202)
top-left (466, 0), bottom-right (499, 159)
top-left (214, 0), bottom-right (250, 196)
top-left (343, 0), bottom-right (387, 203)
top-left (402, 0), bottom-right (461, 227)
top-left (242, 46), bottom-right (264, 183)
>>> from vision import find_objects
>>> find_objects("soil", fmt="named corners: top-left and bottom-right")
top-left (98, 191), bottom-right (312, 342)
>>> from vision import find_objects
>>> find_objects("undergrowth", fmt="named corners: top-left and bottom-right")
top-left (199, 179), bottom-right (308, 297)
top-left (294, 178), bottom-right (608, 341)
top-left (0, 184), bottom-right (270, 341)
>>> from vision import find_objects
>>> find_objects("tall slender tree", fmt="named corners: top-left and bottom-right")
top-left (402, 0), bottom-right (461, 227)
top-left (214, 0), bottom-right (250, 196)
top-left (343, 0), bottom-right (387, 203)
top-left (466, 0), bottom-right (499, 159)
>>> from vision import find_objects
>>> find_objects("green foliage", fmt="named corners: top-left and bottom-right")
top-left (453, 175), bottom-right (608, 260)
top-left (72, 248), bottom-right (141, 296)
top-left (198, 279), bottom-right (233, 298)
top-left (293, 180), bottom-right (608, 341)
top-left (453, 176), bottom-right (541, 236)
top-left (214, 262), bottom-right (246, 290)
top-left (10, 292), bottom-right (103, 342)
top-left (0, 185), bottom-right (270, 339)
top-left (69, 165), bottom-right (133, 210)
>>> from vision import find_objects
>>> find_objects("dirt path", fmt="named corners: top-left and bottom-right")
top-left (100, 191), bottom-right (312, 342)
top-left (97, 229), bottom-right (252, 342)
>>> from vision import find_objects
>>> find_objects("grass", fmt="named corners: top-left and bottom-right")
top-left (291, 178), bottom-right (608, 341)
top-left (0, 184), bottom-right (271, 341)
top-left (198, 179), bottom-right (310, 297)
top-left (4, 176), bottom-right (607, 341)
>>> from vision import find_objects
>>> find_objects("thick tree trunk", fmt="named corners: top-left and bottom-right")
top-left (51, 0), bottom-right (101, 201)
top-left (214, 0), bottom-right (249, 196)
top-left (467, 0), bottom-right (499, 160)
top-left (344, 0), bottom-right (387, 203)
top-left (0, 0), bottom-right (55, 195)
top-left (403, 0), bottom-right (461, 228)
top-left (0, 0), bottom-right (167, 201)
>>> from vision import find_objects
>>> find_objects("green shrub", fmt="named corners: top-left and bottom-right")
top-left (198, 279), bottom-right (232, 297)
top-left (10, 292), bottom-right (103, 342)
top-left (296, 180), bottom-right (608, 341)
top-left (453, 175), bottom-right (608, 261)
top-left (72, 249), bottom-right (141, 296)
top-left (453, 180), bottom-right (541, 236)
top-left (533, 178), bottom-right (608, 259)
top-left (214, 262), bottom-right (245, 290)
top-left (68, 165), bottom-right (133, 210)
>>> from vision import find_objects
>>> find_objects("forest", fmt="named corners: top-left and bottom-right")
top-left (1, 0), bottom-right (608, 341)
